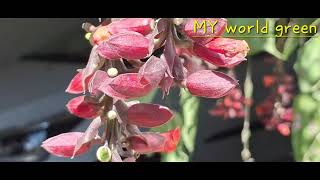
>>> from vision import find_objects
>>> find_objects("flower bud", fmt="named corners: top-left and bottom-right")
top-left (107, 110), bottom-right (117, 120)
top-left (193, 38), bottom-right (249, 68)
top-left (107, 68), bottom-right (119, 78)
top-left (182, 18), bottom-right (227, 45)
top-left (97, 31), bottom-right (153, 60)
top-left (186, 70), bottom-right (238, 98)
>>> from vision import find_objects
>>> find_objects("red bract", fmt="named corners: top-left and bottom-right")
top-left (108, 18), bottom-right (154, 36)
top-left (89, 70), bottom-right (111, 96)
top-left (193, 38), bottom-right (249, 68)
top-left (127, 103), bottom-right (173, 128)
top-left (66, 96), bottom-right (101, 119)
top-left (41, 132), bottom-right (90, 158)
top-left (182, 18), bottom-right (227, 45)
top-left (98, 73), bottom-right (154, 100)
top-left (186, 70), bottom-right (238, 98)
top-left (97, 31), bottom-right (153, 60)
top-left (138, 56), bottom-right (167, 86)
top-left (127, 128), bottom-right (180, 153)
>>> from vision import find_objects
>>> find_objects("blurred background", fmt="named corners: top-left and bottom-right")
top-left (0, 18), bottom-right (293, 162)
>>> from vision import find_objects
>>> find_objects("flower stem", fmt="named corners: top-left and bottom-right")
top-left (241, 60), bottom-right (255, 162)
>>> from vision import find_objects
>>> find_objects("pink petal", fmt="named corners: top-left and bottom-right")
top-left (82, 46), bottom-right (105, 92)
top-left (138, 56), bottom-right (167, 87)
top-left (41, 132), bottom-right (90, 158)
top-left (108, 18), bottom-right (154, 36)
top-left (127, 103), bottom-right (174, 128)
top-left (66, 96), bottom-right (101, 119)
top-left (172, 56), bottom-right (186, 81)
top-left (98, 73), bottom-right (154, 100)
top-left (89, 70), bottom-right (112, 96)
top-left (98, 31), bottom-right (153, 60)
top-left (97, 41), bottom-right (121, 60)
top-left (158, 72), bottom-right (174, 97)
top-left (72, 117), bottom-right (102, 157)
top-left (161, 128), bottom-right (181, 153)
top-left (183, 18), bottom-right (227, 45)
top-left (123, 157), bottom-right (136, 162)
top-left (186, 70), bottom-right (238, 98)
top-left (162, 32), bottom-right (176, 77)
top-left (127, 133), bottom-right (165, 153)
top-left (65, 70), bottom-right (92, 94)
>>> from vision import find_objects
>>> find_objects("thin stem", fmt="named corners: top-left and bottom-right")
top-left (241, 60), bottom-right (254, 162)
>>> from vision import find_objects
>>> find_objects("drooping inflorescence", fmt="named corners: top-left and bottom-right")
top-left (41, 18), bottom-right (250, 162)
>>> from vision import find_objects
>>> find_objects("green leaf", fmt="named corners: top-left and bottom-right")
top-left (295, 36), bottom-right (320, 88)
top-left (293, 94), bottom-right (318, 117)
top-left (292, 34), bottom-right (320, 162)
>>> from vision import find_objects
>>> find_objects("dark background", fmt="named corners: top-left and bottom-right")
top-left (0, 18), bottom-right (293, 162)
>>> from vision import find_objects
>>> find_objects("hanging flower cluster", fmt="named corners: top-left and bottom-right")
top-left (256, 73), bottom-right (295, 136)
top-left (41, 18), bottom-right (249, 162)
top-left (209, 87), bottom-right (252, 119)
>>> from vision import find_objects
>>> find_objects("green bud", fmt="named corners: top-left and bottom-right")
top-left (96, 146), bottom-right (112, 162)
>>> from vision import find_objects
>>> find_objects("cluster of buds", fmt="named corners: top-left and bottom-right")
top-left (256, 73), bottom-right (295, 136)
top-left (209, 87), bottom-right (252, 119)
top-left (41, 18), bottom-right (249, 162)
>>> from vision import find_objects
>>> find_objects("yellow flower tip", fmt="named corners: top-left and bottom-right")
top-left (85, 33), bottom-right (92, 40)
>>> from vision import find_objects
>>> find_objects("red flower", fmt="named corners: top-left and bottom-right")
top-left (263, 75), bottom-right (276, 88)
